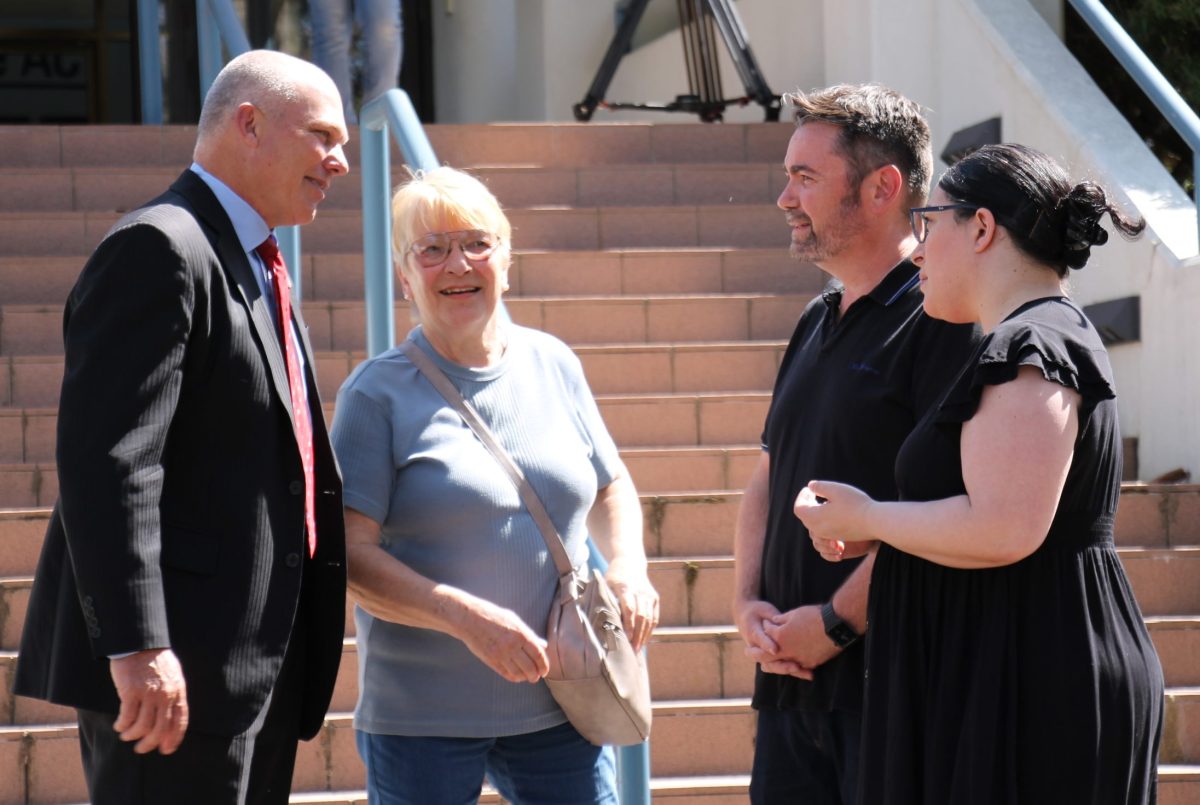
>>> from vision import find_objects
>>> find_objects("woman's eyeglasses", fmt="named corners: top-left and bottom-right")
top-left (908, 204), bottom-right (978, 243)
top-left (408, 230), bottom-right (501, 267)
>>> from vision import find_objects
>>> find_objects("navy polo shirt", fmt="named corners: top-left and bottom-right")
top-left (754, 260), bottom-right (981, 713)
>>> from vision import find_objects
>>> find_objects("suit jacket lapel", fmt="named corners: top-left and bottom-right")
top-left (169, 171), bottom-right (296, 422)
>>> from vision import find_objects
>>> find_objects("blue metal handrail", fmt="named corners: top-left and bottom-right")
top-left (359, 89), bottom-right (437, 356)
top-left (136, 0), bottom-right (302, 294)
top-left (1067, 0), bottom-right (1200, 246)
top-left (360, 90), bottom-right (652, 804)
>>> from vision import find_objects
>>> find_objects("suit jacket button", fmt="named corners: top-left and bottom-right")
top-left (285, 553), bottom-right (300, 568)
top-left (88, 627), bottom-right (101, 638)
top-left (289, 480), bottom-right (304, 495)
top-left (82, 596), bottom-right (94, 606)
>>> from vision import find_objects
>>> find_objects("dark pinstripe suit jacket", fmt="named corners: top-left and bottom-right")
top-left (15, 170), bottom-right (347, 739)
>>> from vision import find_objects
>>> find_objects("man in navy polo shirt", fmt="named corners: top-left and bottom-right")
top-left (732, 84), bottom-right (981, 804)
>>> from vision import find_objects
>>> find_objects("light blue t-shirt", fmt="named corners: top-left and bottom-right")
top-left (331, 324), bottom-right (624, 737)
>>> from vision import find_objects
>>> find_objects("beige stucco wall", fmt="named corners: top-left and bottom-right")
top-left (426, 0), bottom-right (1199, 478)
top-left (429, 0), bottom-right (823, 125)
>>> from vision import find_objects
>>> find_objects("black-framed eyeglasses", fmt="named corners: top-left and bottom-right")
top-left (908, 204), bottom-right (978, 243)
top-left (408, 230), bottom-right (501, 267)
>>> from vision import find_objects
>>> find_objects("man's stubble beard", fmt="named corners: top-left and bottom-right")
top-left (788, 191), bottom-right (867, 263)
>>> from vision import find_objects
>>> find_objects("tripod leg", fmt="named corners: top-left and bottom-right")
top-left (704, 0), bottom-right (781, 120)
top-left (573, 0), bottom-right (654, 121)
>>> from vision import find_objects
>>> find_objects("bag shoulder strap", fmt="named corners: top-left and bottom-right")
top-left (400, 339), bottom-right (575, 577)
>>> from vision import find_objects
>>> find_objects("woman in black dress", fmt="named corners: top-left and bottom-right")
top-left (795, 144), bottom-right (1164, 805)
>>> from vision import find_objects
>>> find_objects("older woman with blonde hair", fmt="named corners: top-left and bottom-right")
top-left (796, 144), bottom-right (1163, 804)
top-left (331, 166), bottom-right (658, 804)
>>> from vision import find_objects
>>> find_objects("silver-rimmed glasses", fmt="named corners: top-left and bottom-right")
top-left (408, 230), bottom-right (501, 267)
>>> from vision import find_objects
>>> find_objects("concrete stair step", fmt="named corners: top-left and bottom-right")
top-left (647, 549), bottom-right (1200, 626)
top-left (0, 123), bottom-right (794, 173)
top-left (2, 488), bottom-right (1199, 565)
top-left (0, 163), bottom-right (790, 214)
top-left (1, 625), bottom-right (756, 728)
top-left (0, 450), bottom-right (753, 510)
top-left (1164, 689), bottom-right (1200, 765)
top-left (6, 482), bottom-right (1200, 554)
top-left (1148, 618), bottom-right (1200, 687)
top-left (622, 447), bottom-right (760, 496)
top-left (0, 446), bottom-right (758, 503)
top-left (1161, 766), bottom-right (1200, 805)
top-left (0, 250), bottom-right (823, 307)
top-left (3, 588), bottom-right (1198, 707)
top-left (0, 205), bottom-right (787, 258)
top-left (1, 342), bottom-right (788, 409)
top-left (0, 700), bottom-right (758, 804)
top-left (1120, 549), bottom-right (1200, 616)
top-left (5, 701), bottom-right (1197, 804)
top-left (0, 467), bottom-right (56, 509)
top-left (593, 392), bottom-right (768, 449)
top-left (4, 546), bottom-right (1199, 652)
top-left (0, 294), bottom-right (809, 356)
top-left (1115, 485), bottom-right (1200, 548)
top-left (280, 769), bottom-right (1200, 805)
top-left (0, 458), bottom-right (749, 510)
top-left (286, 776), bottom-right (755, 805)
top-left (0, 393), bottom-right (770, 463)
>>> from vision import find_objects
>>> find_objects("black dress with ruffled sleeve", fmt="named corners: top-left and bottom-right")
top-left (858, 297), bottom-right (1164, 805)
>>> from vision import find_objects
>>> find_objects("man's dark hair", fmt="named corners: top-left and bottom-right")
top-left (785, 84), bottom-right (933, 204)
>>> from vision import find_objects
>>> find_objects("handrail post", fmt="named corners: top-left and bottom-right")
top-left (586, 544), bottom-right (652, 805)
top-left (360, 118), bottom-right (396, 356)
top-left (136, 0), bottom-right (163, 124)
top-left (276, 225), bottom-right (302, 300)
top-left (201, 0), bottom-right (252, 55)
top-left (196, 0), bottom-right (223, 102)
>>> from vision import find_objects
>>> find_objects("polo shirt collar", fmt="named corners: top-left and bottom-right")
top-left (821, 260), bottom-right (920, 311)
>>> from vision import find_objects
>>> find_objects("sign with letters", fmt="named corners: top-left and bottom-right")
top-left (0, 47), bottom-right (91, 123)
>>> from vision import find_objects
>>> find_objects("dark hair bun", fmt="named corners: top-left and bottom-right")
top-left (939, 145), bottom-right (1145, 277)
top-left (1059, 183), bottom-right (1110, 270)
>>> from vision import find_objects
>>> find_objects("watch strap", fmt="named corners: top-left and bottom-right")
top-left (820, 600), bottom-right (860, 648)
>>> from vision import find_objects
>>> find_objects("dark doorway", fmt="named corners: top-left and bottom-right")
top-left (400, 0), bottom-right (434, 122)
top-left (0, 0), bottom-right (138, 123)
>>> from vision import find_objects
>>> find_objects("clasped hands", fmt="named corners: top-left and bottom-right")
top-left (736, 481), bottom-right (879, 678)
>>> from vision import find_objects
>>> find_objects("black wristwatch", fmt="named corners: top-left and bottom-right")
top-left (821, 601), bottom-right (860, 648)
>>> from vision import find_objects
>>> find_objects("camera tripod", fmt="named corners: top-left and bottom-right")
top-left (573, 0), bottom-right (780, 123)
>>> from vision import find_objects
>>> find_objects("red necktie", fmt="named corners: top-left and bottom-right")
top-left (256, 236), bottom-right (317, 558)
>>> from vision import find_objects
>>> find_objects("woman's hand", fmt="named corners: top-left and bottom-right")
top-left (794, 482), bottom-right (879, 562)
top-left (605, 558), bottom-right (660, 653)
top-left (588, 472), bottom-right (659, 652)
top-left (455, 596), bottom-right (551, 684)
top-left (344, 508), bottom-right (550, 684)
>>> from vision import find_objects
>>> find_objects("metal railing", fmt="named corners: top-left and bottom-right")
top-left (135, 0), bottom-right (302, 294)
top-left (1067, 0), bottom-right (1200, 246)
top-left (360, 90), bottom-right (652, 805)
top-left (358, 89), bottom-right (436, 356)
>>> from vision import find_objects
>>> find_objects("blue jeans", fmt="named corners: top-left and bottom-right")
top-left (356, 721), bottom-right (618, 805)
top-left (308, 0), bottom-right (402, 122)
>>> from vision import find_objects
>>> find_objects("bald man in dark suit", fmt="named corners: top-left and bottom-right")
top-left (15, 49), bottom-right (351, 804)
